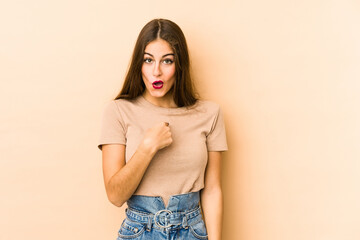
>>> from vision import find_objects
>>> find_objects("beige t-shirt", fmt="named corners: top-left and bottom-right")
top-left (98, 95), bottom-right (228, 204)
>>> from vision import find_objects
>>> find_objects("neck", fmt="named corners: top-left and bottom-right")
top-left (143, 92), bottom-right (177, 108)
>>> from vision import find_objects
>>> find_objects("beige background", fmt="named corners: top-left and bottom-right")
top-left (1, 0), bottom-right (359, 239)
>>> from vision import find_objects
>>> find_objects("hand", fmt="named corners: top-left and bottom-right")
top-left (138, 122), bottom-right (173, 155)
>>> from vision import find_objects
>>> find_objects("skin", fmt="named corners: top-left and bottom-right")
top-left (142, 38), bottom-right (177, 108)
top-left (201, 151), bottom-right (223, 240)
top-left (102, 38), bottom-right (223, 240)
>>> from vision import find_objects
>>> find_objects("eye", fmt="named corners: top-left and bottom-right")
top-left (162, 59), bottom-right (174, 64)
top-left (144, 58), bottom-right (153, 63)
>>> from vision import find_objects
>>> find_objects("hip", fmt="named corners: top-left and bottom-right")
top-left (116, 191), bottom-right (208, 240)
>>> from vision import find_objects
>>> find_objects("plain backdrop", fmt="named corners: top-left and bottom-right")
top-left (1, 0), bottom-right (359, 239)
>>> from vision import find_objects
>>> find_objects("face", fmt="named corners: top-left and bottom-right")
top-left (141, 38), bottom-right (176, 104)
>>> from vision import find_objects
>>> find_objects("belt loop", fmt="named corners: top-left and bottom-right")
top-left (146, 214), bottom-right (152, 231)
top-left (182, 213), bottom-right (188, 229)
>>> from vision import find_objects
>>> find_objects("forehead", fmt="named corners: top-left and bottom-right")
top-left (144, 39), bottom-right (173, 56)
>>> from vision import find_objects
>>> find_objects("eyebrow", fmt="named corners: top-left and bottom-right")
top-left (144, 52), bottom-right (174, 58)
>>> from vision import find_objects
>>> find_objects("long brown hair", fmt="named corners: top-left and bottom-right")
top-left (114, 19), bottom-right (198, 107)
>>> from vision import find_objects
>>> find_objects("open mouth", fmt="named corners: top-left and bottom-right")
top-left (152, 80), bottom-right (164, 89)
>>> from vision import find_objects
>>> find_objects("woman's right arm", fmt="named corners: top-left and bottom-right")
top-left (102, 122), bottom-right (172, 207)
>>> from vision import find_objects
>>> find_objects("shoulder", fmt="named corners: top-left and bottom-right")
top-left (104, 97), bottom-right (140, 112)
top-left (192, 99), bottom-right (221, 114)
top-left (113, 98), bottom-right (137, 107)
top-left (101, 98), bottom-right (140, 119)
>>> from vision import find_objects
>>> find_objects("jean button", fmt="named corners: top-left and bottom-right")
top-left (134, 227), bottom-right (138, 233)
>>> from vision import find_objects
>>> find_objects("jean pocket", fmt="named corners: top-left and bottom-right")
top-left (189, 219), bottom-right (208, 239)
top-left (117, 218), bottom-right (146, 239)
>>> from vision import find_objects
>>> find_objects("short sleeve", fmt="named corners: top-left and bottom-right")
top-left (97, 100), bottom-right (126, 150)
top-left (206, 106), bottom-right (228, 152)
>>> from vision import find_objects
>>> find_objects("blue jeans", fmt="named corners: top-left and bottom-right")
top-left (116, 191), bottom-right (208, 240)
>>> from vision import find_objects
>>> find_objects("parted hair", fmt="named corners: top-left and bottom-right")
top-left (114, 18), bottom-right (198, 107)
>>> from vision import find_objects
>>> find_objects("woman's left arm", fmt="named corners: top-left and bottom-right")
top-left (200, 151), bottom-right (223, 240)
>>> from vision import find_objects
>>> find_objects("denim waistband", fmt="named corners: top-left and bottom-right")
top-left (125, 191), bottom-right (202, 231)
top-left (127, 191), bottom-right (200, 213)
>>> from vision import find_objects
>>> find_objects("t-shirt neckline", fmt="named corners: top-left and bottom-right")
top-left (136, 95), bottom-right (192, 114)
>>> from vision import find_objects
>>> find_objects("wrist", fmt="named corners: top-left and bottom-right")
top-left (137, 142), bottom-right (157, 157)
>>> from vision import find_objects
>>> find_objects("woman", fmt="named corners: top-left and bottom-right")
top-left (98, 18), bottom-right (228, 240)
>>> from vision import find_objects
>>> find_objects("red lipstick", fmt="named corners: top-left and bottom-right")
top-left (152, 80), bottom-right (164, 89)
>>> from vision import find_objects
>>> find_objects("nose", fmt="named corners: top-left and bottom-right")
top-left (152, 62), bottom-right (162, 77)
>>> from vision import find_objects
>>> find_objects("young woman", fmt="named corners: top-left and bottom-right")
top-left (98, 18), bottom-right (228, 240)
